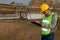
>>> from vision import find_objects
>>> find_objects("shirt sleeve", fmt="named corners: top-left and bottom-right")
top-left (49, 14), bottom-right (57, 29)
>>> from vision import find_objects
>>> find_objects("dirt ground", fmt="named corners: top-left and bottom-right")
top-left (0, 20), bottom-right (59, 40)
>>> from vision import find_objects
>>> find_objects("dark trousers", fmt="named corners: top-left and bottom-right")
top-left (41, 33), bottom-right (54, 40)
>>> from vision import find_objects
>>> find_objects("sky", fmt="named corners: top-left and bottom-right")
top-left (58, 0), bottom-right (60, 2)
top-left (0, 0), bottom-right (31, 5)
top-left (0, 0), bottom-right (60, 6)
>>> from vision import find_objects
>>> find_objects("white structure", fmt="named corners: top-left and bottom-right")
top-left (23, 13), bottom-right (43, 20)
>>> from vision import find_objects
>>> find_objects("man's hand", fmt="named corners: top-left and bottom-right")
top-left (34, 21), bottom-right (40, 24)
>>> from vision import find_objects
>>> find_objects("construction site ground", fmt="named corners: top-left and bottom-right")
top-left (0, 19), bottom-right (59, 40)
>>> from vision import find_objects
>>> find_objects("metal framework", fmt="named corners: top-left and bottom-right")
top-left (0, 3), bottom-right (28, 19)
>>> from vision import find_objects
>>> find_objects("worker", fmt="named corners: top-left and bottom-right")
top-left (40, 3), bottom-right (58, 40)
top-left (35, 3), bottom-right (58, 40)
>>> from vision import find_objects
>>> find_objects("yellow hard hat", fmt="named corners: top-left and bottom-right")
top-left (40, 3), bottom-right (49, 13)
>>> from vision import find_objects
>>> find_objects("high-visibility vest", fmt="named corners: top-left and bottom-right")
top-left (41, 12), bottom-right (58, 35)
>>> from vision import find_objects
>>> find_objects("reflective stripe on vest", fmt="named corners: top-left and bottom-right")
top-left (42, 20), bottom-right (49, 23)
top-left (42, 13), bottom-right (53, 24)
top-left (42, 28), bottom-right (47, 31)
top-left (42, 28), bottom-right (51, 35)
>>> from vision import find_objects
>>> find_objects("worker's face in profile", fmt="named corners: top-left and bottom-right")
top-left (43, 9), bottom-right (50, 15)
